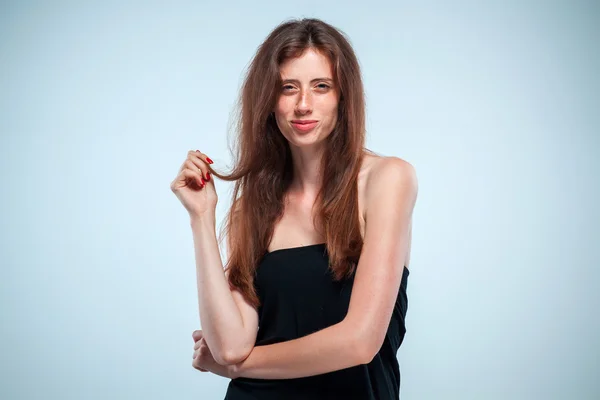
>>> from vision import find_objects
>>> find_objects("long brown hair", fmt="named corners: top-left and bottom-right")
top-left (208, 18), bottom-right (368, 308)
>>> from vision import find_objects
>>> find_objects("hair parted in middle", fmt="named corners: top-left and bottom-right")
top-left (207, 18), bottom-right (375, 308)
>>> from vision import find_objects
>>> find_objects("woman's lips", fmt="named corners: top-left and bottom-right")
top-left (291, 120), bottom-right (318, 132)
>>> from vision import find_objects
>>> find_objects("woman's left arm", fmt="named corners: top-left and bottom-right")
top-left (226, 158), bottom-right (418, 380)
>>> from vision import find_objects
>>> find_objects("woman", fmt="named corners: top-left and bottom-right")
top-left (170, 18), bottom-right (418, 399)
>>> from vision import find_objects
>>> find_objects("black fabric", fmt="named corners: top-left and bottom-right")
top-left (224, 243), bottom-right (409, 400)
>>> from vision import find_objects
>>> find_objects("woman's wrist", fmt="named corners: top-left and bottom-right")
top-left (190, 213), bottom-right (216, 230)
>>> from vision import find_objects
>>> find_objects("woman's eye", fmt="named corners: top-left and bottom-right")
top-left (316, 83), bottom-right (330, 90)
top-left (282, 85), bottom-right (295, 91)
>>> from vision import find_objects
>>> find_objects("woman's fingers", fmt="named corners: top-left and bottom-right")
top-left (193, 150), bottom-right (213, 166)
top-left (192, 353), bottom-right (208, 372)
top-left (179, 150), bottom-right (212, 173)
top-left (173, 150), bottom-right (213, 192)
top-left (192, 329), bottom-right (203, 341)
top-left (180, 168), bottom-right (205, 188)
top-left (185, 159), bottom-right (208, 184)
top-left (192, 331), bottom-right (209, 372)
top-left (194, 338), bottom-right (205, 351)
top-left (186, 150), bottom-right (213, 180)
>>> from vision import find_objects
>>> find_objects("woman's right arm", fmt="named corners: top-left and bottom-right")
top-left (190, 215), bottom-right (258, 366)
top-left (170, 149), bottom-right (257, 366)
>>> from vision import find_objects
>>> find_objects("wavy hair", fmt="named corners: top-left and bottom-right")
top-left (208, 18), bottom-right (370, 308)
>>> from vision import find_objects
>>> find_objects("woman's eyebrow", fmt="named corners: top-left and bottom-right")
top-left (281, 78), bottom-right (334, 84)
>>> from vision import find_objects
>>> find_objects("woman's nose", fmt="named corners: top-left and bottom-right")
top-left (295, 92), bottom-right (312, 114)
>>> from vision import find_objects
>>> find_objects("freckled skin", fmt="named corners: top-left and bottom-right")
top-left (274, 48), bottom-right (340, 149)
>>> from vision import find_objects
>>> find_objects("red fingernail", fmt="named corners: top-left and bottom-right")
top-left (206, 157), bottom-right (213, 164)
top-left (205, 172), bottom-right (210, 181)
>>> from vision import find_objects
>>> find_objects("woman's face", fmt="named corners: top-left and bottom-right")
top-left (274, 48), bottom-right (339, 147)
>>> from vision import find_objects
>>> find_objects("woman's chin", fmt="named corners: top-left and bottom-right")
top-left (288, 132), bottom-right (323, 147)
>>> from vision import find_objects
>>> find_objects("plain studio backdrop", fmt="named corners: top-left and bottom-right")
top-left (1, 1), bottom-right (598, 399)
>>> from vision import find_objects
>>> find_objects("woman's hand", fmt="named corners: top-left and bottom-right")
top-left (192, 329), bottom-right (236, 378)
top-left (170, 150), bottom-right (217, 219)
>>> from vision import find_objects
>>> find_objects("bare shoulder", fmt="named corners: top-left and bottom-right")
top-left (365, 155), bottom-right (418, 195)
top-left (357, 153), bottom-right (417, 231)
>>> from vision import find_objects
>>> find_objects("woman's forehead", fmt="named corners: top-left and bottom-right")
top-left (279, 48), bottom-right (334, 81)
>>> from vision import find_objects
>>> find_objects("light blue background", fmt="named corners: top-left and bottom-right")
top-left (1, 1), bottom-right (598, 399)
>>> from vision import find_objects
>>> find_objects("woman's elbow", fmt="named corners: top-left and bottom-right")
top-left (216, 345), bottom-right (253, 366)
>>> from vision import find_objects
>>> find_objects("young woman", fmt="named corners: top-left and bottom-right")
top-left (171, 18), bottom-right (418, 399)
